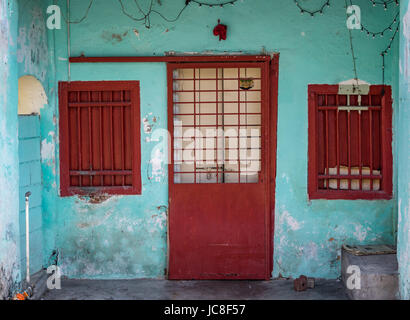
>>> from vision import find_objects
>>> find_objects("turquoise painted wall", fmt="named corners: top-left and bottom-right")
top-left (18, 116), bottom-right (43, 280)
top-left (17, 0), bottom-right (49, 83)
top-left (42, 0), bottom-right (400, 279)
top-left (0, 0), bottom-right (21, 299)
top-left (15, 0), bottom-right (49, 279)
top-left (398, 0), bottom-right (410, 301)
top-left (0, 0), bottom-right (48, 298)
top-left (45, 63), bottom-right (169, 278)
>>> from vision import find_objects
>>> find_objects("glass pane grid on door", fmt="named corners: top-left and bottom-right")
top-left (173, 67), bottom-right (262, 184)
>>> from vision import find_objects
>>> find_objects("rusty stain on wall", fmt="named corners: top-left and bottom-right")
top-left (102, 31), bottom-right (129, 44)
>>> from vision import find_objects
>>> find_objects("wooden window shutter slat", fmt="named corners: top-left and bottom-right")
top-left (59, 81), bottom-right (141, 196)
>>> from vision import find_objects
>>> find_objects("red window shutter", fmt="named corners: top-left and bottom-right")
top-left (59, 81), bottom-right (141, 196)
top-left (308, 85), bottom-right (392, 200)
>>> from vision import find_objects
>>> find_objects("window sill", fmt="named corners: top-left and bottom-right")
top-left (308, 190), bottom-right (392, 200)
top-left (60, 186), bottom-right (141, 197)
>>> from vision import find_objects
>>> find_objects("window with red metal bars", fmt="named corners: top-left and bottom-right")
top-left (59, 81), bottom-right (141, 196)
top-left (308, 85), bottom-right (392, 200)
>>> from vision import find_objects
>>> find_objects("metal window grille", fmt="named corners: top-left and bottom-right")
top-left (59, 81), bottom-right (141, 196)
top-left (308, 85), bottom-right (393, 200)
top-left (172, 67), bottom-right (263, 184)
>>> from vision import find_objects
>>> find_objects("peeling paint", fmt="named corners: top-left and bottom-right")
top-left (279, 209), bottom-right (302, 231)
top-left (353, 225), bottom-right (369, 242)
top-left (41, 132), bottom-right (55, 163)
top-left (16, 5), bottom-right (48, 82)
top-left (0, 0), bottom-right (21, 299)
top-left (143, 118), bottom-right (153, 134)
top-left (133, 28), bottom-right (140, 39)
top-left (150, 148), bottom-right (165, 180)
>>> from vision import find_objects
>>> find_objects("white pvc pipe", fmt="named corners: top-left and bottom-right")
top-left (25, 192), bottom-right (31, 284)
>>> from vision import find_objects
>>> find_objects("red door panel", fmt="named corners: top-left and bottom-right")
top-left (168, 62), bottom-right (270, 280)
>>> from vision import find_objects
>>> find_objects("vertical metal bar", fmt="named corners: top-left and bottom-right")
top-left (221, 68), bottom-right (225, 183)
top-left (336, 95), bottom-right (340, 190)
top-left (245, 68), bottom-right (248, 183)
top-left (88, 91), bottom-right (93, 186)
top-left (99, 91), bottom-right (104, 186)
top-left (369, 109), bottom-right (373, 190)
top-left (121, 91), bottom-right (125, 186)
top-left (169, 65), bottom-right (176, 187)
top-left (325, 109), bottom-right (329, 189)
top-left (110, 91), bottom-right (114, 186)
top-left (198, 69), bottom-right (201, 182)
top-left (348, 109), bottom-right (351, 190)
top-left (237, 67), bottom-right (240, 183)
top-left (359, 111), bottom-right (362, 190)
top-left (77, 92), bottom-right (82, 187)
top-left (194, 69), bottom-right (197, 183)
top-left (216, 68), bottom-right (219, 183)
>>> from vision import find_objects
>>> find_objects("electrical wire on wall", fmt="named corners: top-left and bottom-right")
top-left (293, 0), bottom-right (331, 16)
top-left (345, 0), bottom-right (360, 92)
top-left (293, 0), bottom-right (400, 89)
top-left (352, 0), bottom-right (400, 90)
top-left (60, 0), bottom-right (239, 29)
top-left (361, 11), bottom-right (399, 37)
top-left (368, 0), bottom-right (399, 8)
top-left (118, 0), bottom-right (239, 28)
top-left (61, 0), bottom-right (239, 74)
top-left (63, 0), bottom-right (400, 86)
top-left (61, 0), bottom-right (94, 24)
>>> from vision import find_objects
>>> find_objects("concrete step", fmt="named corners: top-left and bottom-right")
top-left (341, 247), bottom-right (399, 300)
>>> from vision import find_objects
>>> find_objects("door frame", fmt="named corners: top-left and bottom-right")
top-left (166, 55), bottom-right (279, 279)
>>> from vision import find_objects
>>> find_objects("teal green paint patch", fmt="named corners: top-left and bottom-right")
top-left (13, 0), bottom-right (50, 277)
top-left (397, 0), bottom-right (410, 300)
top-left (18, 116), bottom-right (41, 139)
top-left (19, 161), bottom-right (42, 187)
top-left (29, 161), bottom-right (42, 185)
top-left (0, 0), bottom-right (21, 298)
top-left (0, 0), bottom-right (48, 296)
top-left (42, 61), bottom-right (169, 278)
top-left (18, 139), bottom-right (41, 163)
top-left (16, 0), bottom-right (48, 83)
top-left (18, 115), bottom-right (44, 280)
top-left (54, 196), bottom-right (168, 279)
top-left (19, 162), bottom-right (31, 187)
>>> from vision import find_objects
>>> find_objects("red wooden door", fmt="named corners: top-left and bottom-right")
top-left (168, 62), bottom-right (271, 280)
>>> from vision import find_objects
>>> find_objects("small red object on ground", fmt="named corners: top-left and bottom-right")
top-left (294, 275), bottom-right (308, 292)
